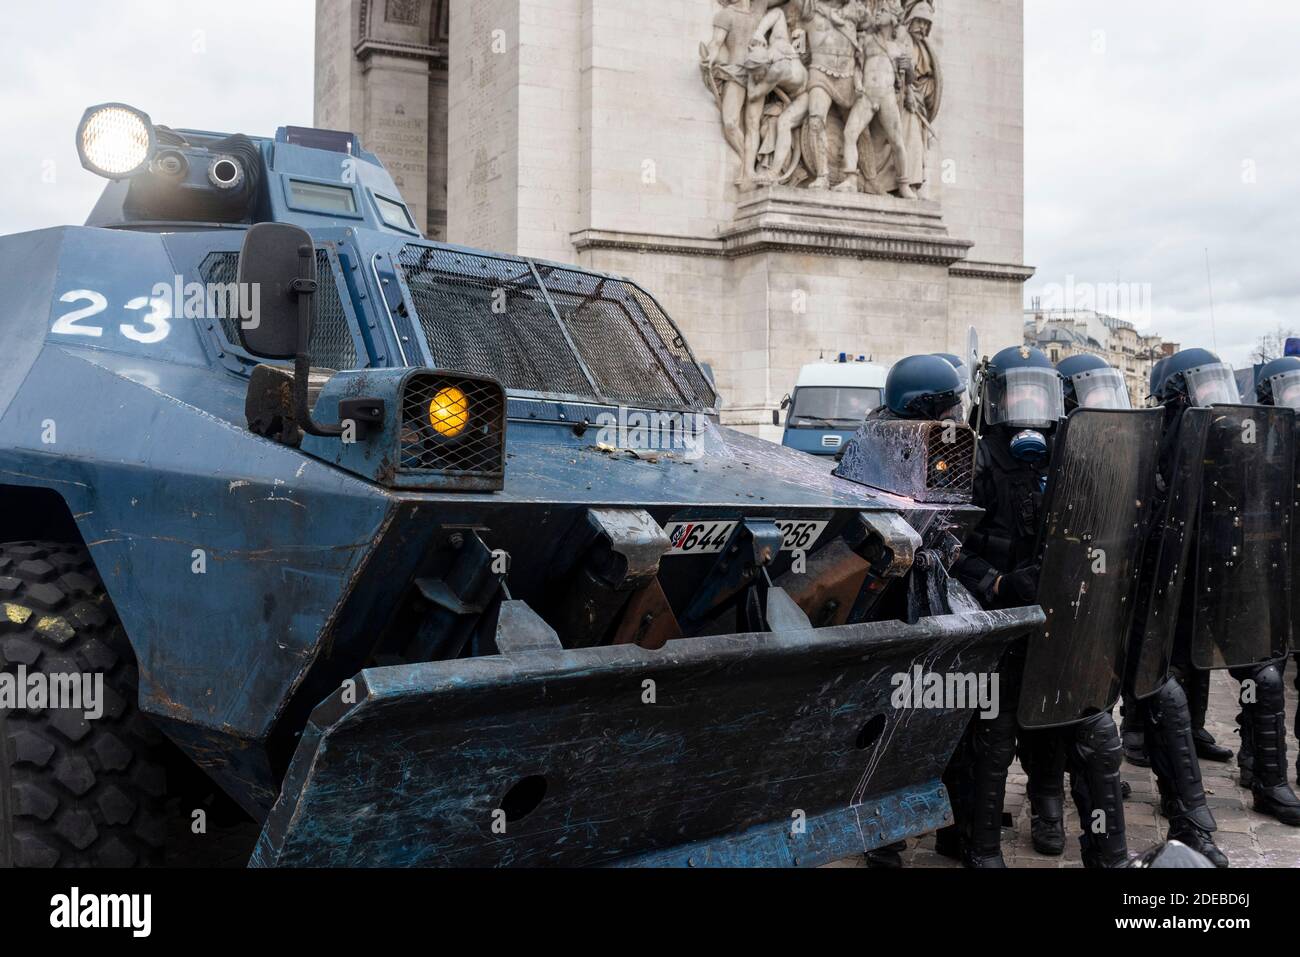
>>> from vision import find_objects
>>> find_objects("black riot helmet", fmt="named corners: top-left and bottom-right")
top-left (931, 353), bottom-right (971, 395)
top-left (1149, 356), bottom-right (1169, 401)
top-left (884, 355), bottom-right (963, 420)
top-left (1256, 356), bottom-right (1300, 409)
top-left (1153, 348), bottom-right (1240, 408)
top-left (1057, 353), bottom-right (1132, 412)
top-left (981, 346), bottom-right (1064, 429)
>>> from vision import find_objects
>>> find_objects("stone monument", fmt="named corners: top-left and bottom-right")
top-left (315, 0), bottom-right (1033, 437)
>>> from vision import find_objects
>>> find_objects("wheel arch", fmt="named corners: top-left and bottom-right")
top-left (0, 484), bottom-right (86, 549)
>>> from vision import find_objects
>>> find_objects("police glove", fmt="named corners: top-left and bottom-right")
top-left (1000, 564), bottom-right (1040, 604)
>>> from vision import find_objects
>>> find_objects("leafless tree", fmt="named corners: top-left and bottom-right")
top-left (1252, 326), bottom-right (1300, 365)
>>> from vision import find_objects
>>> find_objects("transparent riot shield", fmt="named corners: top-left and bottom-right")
top-left (1129, 407), bottom-right (1211, 699)
top-left (1191, 405), bottom-right (1295, 670)
top-left (1019, 408), bottom-right (1164, 729)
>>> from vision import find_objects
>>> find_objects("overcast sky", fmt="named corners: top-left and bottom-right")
top-left (2, 1), bottom-right (1296, 367)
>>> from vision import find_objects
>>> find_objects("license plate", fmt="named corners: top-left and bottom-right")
top-left (663, 520), bottom-right (829, 556)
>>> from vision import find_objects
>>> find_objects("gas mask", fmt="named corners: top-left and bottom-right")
top-left (1010, 429), bottom-right (1048, 464)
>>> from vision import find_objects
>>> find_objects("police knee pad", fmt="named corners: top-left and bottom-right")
top-left (1243, 662), bottom-right (1286, 711)
top-left (1147, 676), bottom-right (1189, 726)
top-left (1074, 712), bottom-right (1122, 772)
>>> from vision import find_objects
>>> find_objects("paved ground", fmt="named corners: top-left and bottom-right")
top-left (829, 663), bottom-right (1300, 869)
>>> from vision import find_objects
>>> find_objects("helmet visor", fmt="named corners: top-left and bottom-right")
top-left (1268, 370), bottom-right (1300, 411)
top-left (1072, 368), bottom-right (1132, 410)
top-left (1184, 364), bottom-right (1241, 407)
top-left (984, 367), bottom-right (1064, 428)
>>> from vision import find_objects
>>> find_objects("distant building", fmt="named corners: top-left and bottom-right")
top-left (1024, 305), bottom-right (1177, 406)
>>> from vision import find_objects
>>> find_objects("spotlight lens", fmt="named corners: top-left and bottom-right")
top-left (81, 107), bottom-right (152, 176)
top-left (429, 387), bottom-right (470, 437)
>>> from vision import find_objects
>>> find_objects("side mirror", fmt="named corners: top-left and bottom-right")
top-left (780, 394), bottom-right (792, 410)
top-left (236, 222), bottom-right (315, 361)
top-left (235, 223), bottom-right (382, 440)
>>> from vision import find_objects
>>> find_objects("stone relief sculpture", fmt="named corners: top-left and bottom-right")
top-left (700, 0), bottom-right (939, 198)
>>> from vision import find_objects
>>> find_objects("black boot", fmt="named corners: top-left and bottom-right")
top-left (933, 825), bottom-right (962, 861)
top-left (1145, 677), bottom-right (1229, 868)
top-left (1193, 728), bottom-right (1233, 763)
top-left (1029, 793), bottom-right (1066, 857)
top-left (1069, 712), bottom-right (1129, 868)
top-left (1120, 701), bottom-right (1150, 767)
top-left (1237, 663), bottom-right (1300, 826)
top-left (864, 840), bottom-right (907, 868)
top-left (1019, 728), bottom-right (1067, 856)
top-left (1188, 669), bottom-right (1232, 762)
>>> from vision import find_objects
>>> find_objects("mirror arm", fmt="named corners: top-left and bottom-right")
top-left (291, 245), bottom-right (344, 438)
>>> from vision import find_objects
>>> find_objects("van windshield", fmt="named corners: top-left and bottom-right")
top-left (789, 387), bottom-right (883, 427)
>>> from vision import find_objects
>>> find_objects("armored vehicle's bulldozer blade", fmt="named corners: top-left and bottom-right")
top-left (252, 604), bottom-right (1040, 868)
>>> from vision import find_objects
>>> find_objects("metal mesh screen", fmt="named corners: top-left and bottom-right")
top-left (395, 245), bottom-right (716, 411)
top-left (399, 373), bottom-right (506, 478)
top-left (538, 266), bottom-right (693, 410)
top-left (397, 246), bottom-right (593, 400)
top-left (199, 250), bottom-right (359, 371)
top-left (925, 422), bottom-right (976, 495)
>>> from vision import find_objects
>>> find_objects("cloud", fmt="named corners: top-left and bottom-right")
top-left (1025, 1), bottom-right (1300, 366)
top-left (0, 0), bottom-right (315, 236)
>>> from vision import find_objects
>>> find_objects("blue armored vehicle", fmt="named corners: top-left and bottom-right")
top-left (0, 104), bottom-right (1039, 867)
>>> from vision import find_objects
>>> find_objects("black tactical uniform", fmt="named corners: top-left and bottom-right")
top-left (1119, 349), bottom-right (1243, 866)
top-left (1015, 353), bottom-right (1136, 857)
top-left (944, 347), bottom-right (1129, 868)
top-left (1231, 356), bottom-right (1300, 825)
top-left (860, 355), bottom-right (966, 869)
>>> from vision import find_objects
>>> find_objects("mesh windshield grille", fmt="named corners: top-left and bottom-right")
top-left (399, 374), bottom-right (506, 478)
top-left (200, 250), bottom-right (359, 371)
top-left (397, 247), bottom-right (594, 400)
top-left (395, 244), bottom-right (716, 412)
top-left (925, 423), bottom-right (976, 494)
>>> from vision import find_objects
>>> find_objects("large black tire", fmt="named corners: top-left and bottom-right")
top-left (0, 542), bottom-right (167, 867)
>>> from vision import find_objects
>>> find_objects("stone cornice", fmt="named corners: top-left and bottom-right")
top-left (950, 260), bottom-right (1038, 283)
top-left (572, 225), bottom-right (975, 266)
top-left (354, 37), bottom-right (446, 64)
top-left (574, 186), bottom-right (981, 266)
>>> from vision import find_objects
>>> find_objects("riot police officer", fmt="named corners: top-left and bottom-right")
top-left (944, 346), bottom-right (1129, 868)
top-left (862, 354), bottom-right (966, 869)
top-left (1120, 348), bottom-right (1241, 865)
top-left (1015, 353), bottom-right (1137, 856)
top-left (1237, 355), bottom-right (1300, 825)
